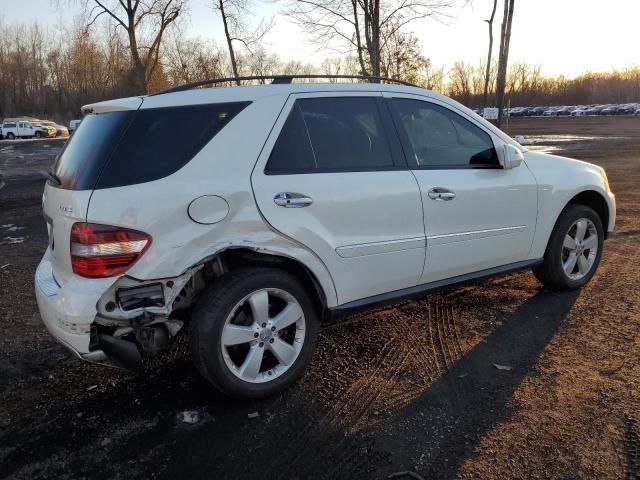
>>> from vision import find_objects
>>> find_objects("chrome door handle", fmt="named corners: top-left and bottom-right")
top-left (274, 192), bottom-right (313, 208)
top-left (428, 187), bottom-right (456, 201)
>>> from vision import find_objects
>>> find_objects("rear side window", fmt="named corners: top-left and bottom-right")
top-left (53, 102), bottom-right (250, 190)
top-left (96, 102), bottom-right (250, 189)
top-left (266, 97), bottom-right (394, 174)
top-left (390, 98), bottom-right (499, 169)
top-left (3, 123), bottom-right (16, 128)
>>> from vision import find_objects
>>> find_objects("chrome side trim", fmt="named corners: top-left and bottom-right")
top-left (427, 225), bottom-right (527, 245)
top-left (335, 236), bottom-right (426, 258)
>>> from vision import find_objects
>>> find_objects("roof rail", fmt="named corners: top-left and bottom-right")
top-left (150, 74), bottom-right (419, 96)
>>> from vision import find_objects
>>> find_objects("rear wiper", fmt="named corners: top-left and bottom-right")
top-left (39, 170), bottom-right (61, 186)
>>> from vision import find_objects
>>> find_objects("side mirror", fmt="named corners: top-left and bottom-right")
top-left (498, 143), bottom-right (524, 169)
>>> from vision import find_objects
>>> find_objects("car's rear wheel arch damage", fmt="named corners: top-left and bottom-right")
top-left (92, 247), bottom-right (328, 368)
top-left (567, 190), bottom-right (610, 239)
top-left (201, 248), bottom-right (328, 319)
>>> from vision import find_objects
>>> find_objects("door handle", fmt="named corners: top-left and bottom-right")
top-left (274, 192), bottom-right (313, 208)
top-left (428, 187), bottom-right (456, 201)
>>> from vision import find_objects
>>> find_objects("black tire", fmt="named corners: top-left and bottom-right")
top-left (532, 204), bottom-right (604, 290)
top-left (6, 133), bottom-right (15, 140)
top-left (190, 268), bottom-right (320, 398)
top-left (35, 131), bottom-right (42, 138)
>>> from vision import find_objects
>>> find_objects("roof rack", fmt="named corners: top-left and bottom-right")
top-left (150, 74), bottom-right (419, 96)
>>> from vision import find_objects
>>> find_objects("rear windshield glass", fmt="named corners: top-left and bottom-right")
top-left (53, 101), bottom-right (250, 191)
top-left (54, 111), bottom-right (134, 190)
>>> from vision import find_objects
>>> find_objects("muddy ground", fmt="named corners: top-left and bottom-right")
top-left (0, 117), bottom-right (639, 479)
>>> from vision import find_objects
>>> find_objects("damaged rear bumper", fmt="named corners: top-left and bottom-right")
top-left (35, 257), bottom-right (144, 371)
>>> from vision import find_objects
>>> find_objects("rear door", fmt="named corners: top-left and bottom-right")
top-left (251, 93), bottom-right (425, 305)
top-left (385, 94), bottom-right (538, 283)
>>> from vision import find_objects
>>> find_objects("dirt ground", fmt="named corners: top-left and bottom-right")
top-left (1, 117), bottom-right (639, 479)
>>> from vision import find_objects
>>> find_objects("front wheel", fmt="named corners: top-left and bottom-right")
top-left (533, 204), bottom-right (604, 290)
top-left (190, 268), bottom-right (319, 398)
top-left (35, 131), bottom-right (42, 138)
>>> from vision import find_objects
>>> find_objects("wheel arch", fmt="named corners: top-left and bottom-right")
top-left (566, 189), bottom-right (610, 239)
top-left (192, 247), bottom-right (335, 318)
top-left (530, 186), bottom-right (613, 260)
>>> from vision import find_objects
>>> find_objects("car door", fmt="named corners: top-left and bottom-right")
top-left (384, 94), bottom-right (538, 284)
top-left (251, 93), bottom-right (425, 305)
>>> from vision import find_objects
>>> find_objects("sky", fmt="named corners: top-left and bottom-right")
top-left (1, 0), bottom-right (639, 77)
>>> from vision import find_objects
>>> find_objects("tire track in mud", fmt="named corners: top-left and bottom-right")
top-left (623, 417), bottom-right (640, 480)
top-left (266, 297), bottom-right (466, 479)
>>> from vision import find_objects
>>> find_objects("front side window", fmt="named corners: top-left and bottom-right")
top-left (390, 98), bottom-right (499, 169)
top-left (266, 97), bottom-right (394, 174)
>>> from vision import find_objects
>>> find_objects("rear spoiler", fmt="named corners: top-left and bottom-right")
top-left (81, 96), bottom-right (144, 115)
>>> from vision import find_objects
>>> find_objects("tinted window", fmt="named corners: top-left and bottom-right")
top-left (96, 102), bottom-right (250, 189)
top-left (390, 98), bottom-right (499, 169)
top-left (53, 102), bottom-right (249, 190)
top-left (266, 97), bottom-right (394, 173)
top-left (54, 111), bottom-right (134, 190)
top-left (3, 123), bottom-right (16, 128)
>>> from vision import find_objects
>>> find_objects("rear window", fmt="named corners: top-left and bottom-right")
top-left (53, 111), bottom-right (133, 190)
top-left (53, 102), bottom-right (250, 190)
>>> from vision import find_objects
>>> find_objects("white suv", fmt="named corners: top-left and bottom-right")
top-left (35, 76), bottom-right (615, 398)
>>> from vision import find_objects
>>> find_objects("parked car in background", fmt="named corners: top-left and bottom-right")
top-left (600, 105), bottom-right (618, 115)
top-left (40, 120), bottom-right (69, 137)
top-left (585, 106), bottom-right (604, 115)
top-left (556, 107), bottom-right (573, 116)
top-left (616, 105), bottom-right (635, 115)
top-left (69, 119), bottom-right (82, 132)
top-left (572, 108), bottom-right (587, 116)
top-left (31, 122), bottom-right (58, 138)
top-left (1, 120), bottom-right (38, 139)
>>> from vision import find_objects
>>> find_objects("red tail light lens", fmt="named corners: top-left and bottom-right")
top-left (70, 223), bottom-right (151, 278)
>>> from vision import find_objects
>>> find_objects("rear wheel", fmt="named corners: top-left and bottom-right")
top-left (533, 204), bottom-right (604, 290)
top-left (190, 268), bottom-right (319, 398)
top-left (6, 133), bottom-right (15, 140)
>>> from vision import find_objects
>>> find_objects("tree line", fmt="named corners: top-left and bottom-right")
top-left (0, 0), bottom-right (637, 122)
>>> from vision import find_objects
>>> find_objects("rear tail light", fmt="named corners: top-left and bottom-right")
top-left (70, 222), bottom-right (151, 278)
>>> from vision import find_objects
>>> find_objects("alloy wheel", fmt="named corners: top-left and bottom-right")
top-left (221, 288), bottom-right (305, 383)
top-left (561, 217), bottom-right (598, 280)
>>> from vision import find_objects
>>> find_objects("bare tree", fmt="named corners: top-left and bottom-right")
top-left (281, 0), bottom-right (457, 78)
top-left (495, 0), bottom-right (515, 126)
top-left (212, 0), bottom-right (273, 84)
top-left (80, 0), bottom-right (186, 93)
top-left (481, 0), bottom-right (497, 108)
top-left (380, 27), bottom-right (430, 85)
